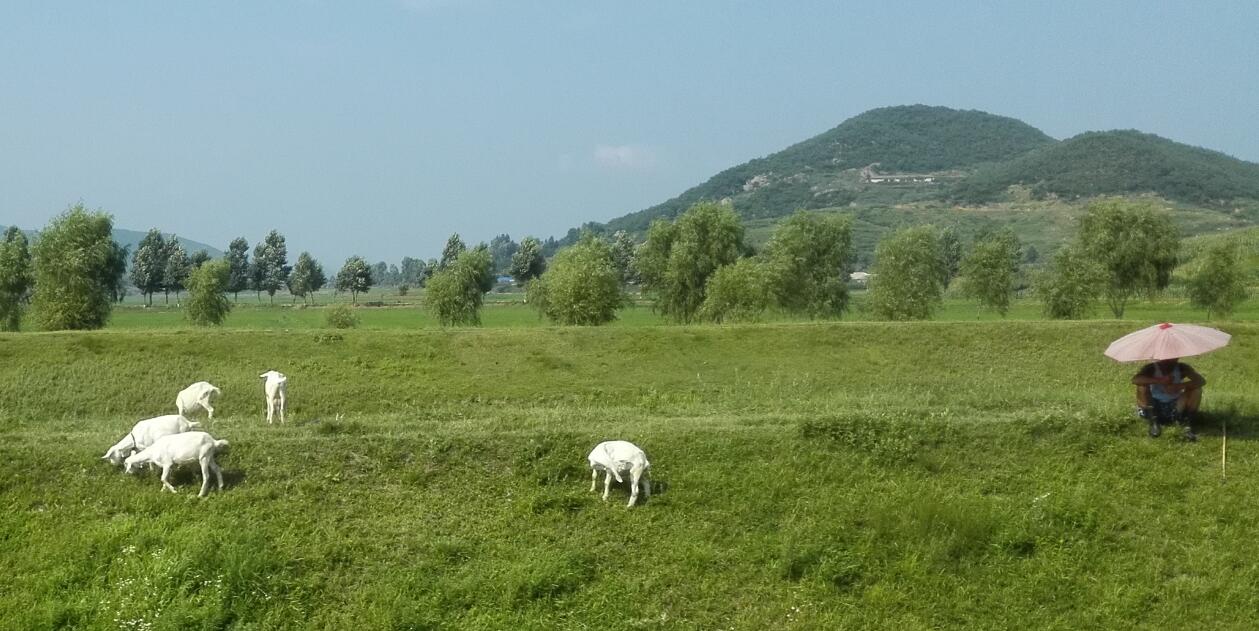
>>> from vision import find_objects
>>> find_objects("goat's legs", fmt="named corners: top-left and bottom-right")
top-left (590, 468), bottom-right (599, 492)
top-left (212, 460), bottom-right (224, 490)
top-left (201, 397), bottom-right (215, 420)
top-left (603, 470), bottom-right (614, 501)
top-left (160, 465), bottom-right (177, 493)
top-left (266, 397), bottom-right (275, 424)
top-left (199, 459), bottom-right (213, 497)
top-left (278, 392), bottom-right (286, 424)
top-left (628, 468), bottom-right (642, 507)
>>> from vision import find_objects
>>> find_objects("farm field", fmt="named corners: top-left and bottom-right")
top-left (2, 321), bottom-right (1259, 629)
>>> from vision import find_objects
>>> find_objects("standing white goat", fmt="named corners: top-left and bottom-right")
top-left (259, 370), bottom-right (287, 424)
top-left (587, 440), bottom-right (651, 508)
top-left (124, 431), bottom-right (229, 497)
top-left (102, 414), bottom-right (200, 466)
top-left (176, 381), bottom-right (221, 420)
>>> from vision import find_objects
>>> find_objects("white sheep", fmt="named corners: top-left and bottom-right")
top-left (102, 414), bottom-right (200, 467)
top-left (259, 370), bottom-right (287, 424)
top-left (176, 381), bottom-right (221, 420)
top-left (124, 431), bottom-right (229, 497)
top-left (587, 440), bottom-right (651, 508)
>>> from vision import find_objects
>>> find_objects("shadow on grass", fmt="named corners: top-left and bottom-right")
top-left (161, 465), bottom-right (247, 491)
top-left (1191, 406), bottom-right (1259, 439)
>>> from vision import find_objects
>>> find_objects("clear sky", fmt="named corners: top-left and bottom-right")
top-left (3, 1), bottom-right (1257, 265)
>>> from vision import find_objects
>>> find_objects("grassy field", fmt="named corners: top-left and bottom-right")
top-left (96, 293), bottom-right (1259, 331)
top-left (2, 320), bottom-right (1259, 629)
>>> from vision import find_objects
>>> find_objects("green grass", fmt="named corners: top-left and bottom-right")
top-left (2, 321), bottom-right (1258, 628)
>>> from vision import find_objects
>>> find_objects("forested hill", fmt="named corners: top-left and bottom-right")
top-left (593, 105), bottom-right (1055, 234)
top-left (950, 130), bottom-right (1259, 204)
top-left (3, 226), bottom-right (222, 260)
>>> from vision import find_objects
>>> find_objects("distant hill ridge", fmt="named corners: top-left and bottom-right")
top-left (562, 105), bottom-right (1259, 245)
top-left (3, 225), bottom-right (223, 262)
top-left (595, 105), bottom-right (1055, 235)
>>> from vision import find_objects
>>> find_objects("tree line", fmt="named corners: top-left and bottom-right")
top-left (2, 198), bottom-right (1249, 332)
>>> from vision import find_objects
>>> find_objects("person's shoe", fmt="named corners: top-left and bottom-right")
top-left (1179, 412), bottom-right (1197, 441)
top-left (1148, 419), bottom-right (1162, 438)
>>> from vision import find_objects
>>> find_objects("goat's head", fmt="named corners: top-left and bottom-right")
top-left (122, 453), bottom-right (145, 474)
top-left (102, 448), bottom-right (128, 466)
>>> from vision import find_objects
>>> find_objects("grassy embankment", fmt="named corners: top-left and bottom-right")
top-left (2, 321), bottom-right (1259, 629)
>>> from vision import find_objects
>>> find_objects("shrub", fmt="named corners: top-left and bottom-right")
top-left (325, 303), bottom-right (359, 329)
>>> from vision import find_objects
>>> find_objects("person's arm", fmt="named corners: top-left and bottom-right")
top-left (1131, 365), bottom-right (1166, 386)
top-left (1179, 365), bottom-right (1206, 391)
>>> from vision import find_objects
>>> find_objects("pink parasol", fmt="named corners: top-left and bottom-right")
top-left (1103, 322), bottom-right (1231, 362)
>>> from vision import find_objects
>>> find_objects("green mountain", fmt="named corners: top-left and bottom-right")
top-left (951, 130), bottom-right (1259, 204)
top-left (562, 107), bottom-right (1259, 253)
top-left (592, 105), bottom-right (1055, 235)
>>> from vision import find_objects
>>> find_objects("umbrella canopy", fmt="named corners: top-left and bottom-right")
top-left (1104, 322), bottom-right (1231, 362)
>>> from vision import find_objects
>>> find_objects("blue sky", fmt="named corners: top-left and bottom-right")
top-left (2, 1), bottom-right (1257, 265)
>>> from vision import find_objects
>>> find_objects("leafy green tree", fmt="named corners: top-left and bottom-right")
top-left (105, 242), bottom-right (129, 303)
top-left (288, 252), bottom-right (326, 304)
top-left (439, 233), bottom-right (466, 271)
top-left (130, 229), bottom-right (167, 306)
top-left (226, 237), bottom-right (251, 301)
top-left (938, 227), bottom-right (963, 287)
top-left (400, 256), bottom-right (426, 286)
top-left (1076, 198), bottom-right (1178, 317)
top-left (162, 239), bottom-right (191, 304)
top-left (336, 256), bottom-right (374, 304)
top-left (189, 249), bottom-right (211, 269)
top-left (1187, 242), bottom-right (1249, 319)
top-left (250, 242), bottom-right (266, 302)
top-left (762, 211), bottom-right (855, 318)
top-left (470, 244), bottom-right (496, 293)
top-left (958, 229), bottom-right (1022, 316)
top-left (608, 230), bottom-right (639, 285)
top-left (528, 236), bottom-right (624, 325)
top-left (698, 258), bottom-right (774, 323)
top-left (510, 236), bottom-right (547, 285)
top-left (490, 234), bottom-right (518, 274)
top-left (372, 261), bottom-right (389, 286)
top-left (426, 249), bottom-right (492, 326)
top-left (1035, 245), bottom-right (1105, 319)
top-left (185, 259), bottom-right (232, 326)
top-left (30, 204), bottom-right (117, 330)
top-left (867, 225), bottom-right (947, 320)
top-left (255, 230), bottom-right (291, 304)
top-left (0, 227), bottom-right (33, 331)
top-left (637, 201), bottom-right (745, 323)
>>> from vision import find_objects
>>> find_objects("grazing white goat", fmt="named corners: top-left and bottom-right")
top-left (587, 440), bottom-right (651, 508)
top-left (102, 414), bottom-right (200, 466)
top-left (176, 381), bottom-right (221, 420)
top-left (124, 431), bottom-right (228, 497)
top-left (259, 370), bottom-right (287, 424)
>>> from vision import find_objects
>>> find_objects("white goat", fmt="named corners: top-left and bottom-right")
top-left (102, 414), bottom-right (200, 466)
top-left (259, 370), bottom-right (287, 424)
top-left (124, 431), bottom-right (229, 497)
top-left (176, 381), bottom-right (221, 420)
top-left (587, 440), bottom-right (651, 508)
